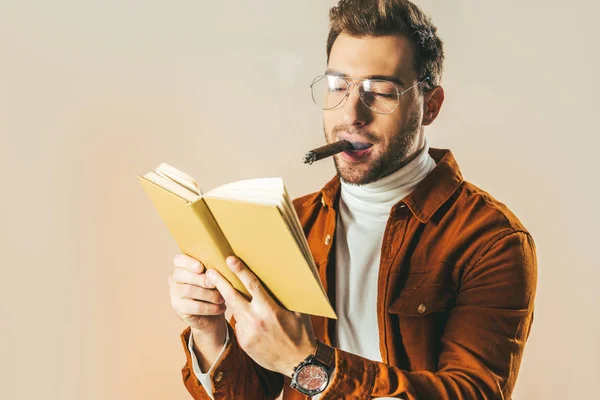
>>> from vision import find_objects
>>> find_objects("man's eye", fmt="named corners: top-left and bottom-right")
top-left (373, 92), bottom-right (395, 98)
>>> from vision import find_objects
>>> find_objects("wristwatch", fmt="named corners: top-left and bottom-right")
top-left (290, 340), bottom-right (335, 396)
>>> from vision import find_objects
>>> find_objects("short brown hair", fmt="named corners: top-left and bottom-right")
top-left (326, 0), bottom-right (444, 90)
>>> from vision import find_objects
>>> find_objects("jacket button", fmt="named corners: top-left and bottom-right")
top-left (324, 234), bottom-right (331, 245)
top-left (214, 371), bottom-right (224, 382)
top-left (321, 197), bottom-right (326, 207)
top-left (417, 303), bottom-right (427, 314)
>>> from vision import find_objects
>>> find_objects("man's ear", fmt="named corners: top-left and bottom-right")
top-left (422, 86), bottom-right (444, 126)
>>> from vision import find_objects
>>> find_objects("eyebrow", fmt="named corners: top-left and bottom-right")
top-left (325, 69), bottom-right (406, 87)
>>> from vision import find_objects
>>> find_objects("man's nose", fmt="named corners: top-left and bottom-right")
top-left (341, 83), bottom-right (370, 126)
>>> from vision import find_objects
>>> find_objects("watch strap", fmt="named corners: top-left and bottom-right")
top-left (314, 340), bottom-right (334, 369)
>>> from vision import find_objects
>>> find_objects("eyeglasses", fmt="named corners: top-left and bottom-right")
top-left (310, 74), bottom-right (430, 115)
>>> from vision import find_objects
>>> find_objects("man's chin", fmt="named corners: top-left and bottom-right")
top-left (335, 150), bottom-right (398, 185)
top-left (335, 161), bottom-right (378, 186)
top-left (339, 174), bottom-right (368, 186)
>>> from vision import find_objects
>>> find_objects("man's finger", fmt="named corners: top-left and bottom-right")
top-left (173, 254), bottom-right (204, 273)
top-left (171, 268), bottom-right (213, 289)
top-left (171, 297), bottom-right (227, 316)
top-left (205, 268), bottom-right (249, 312)
top-left (226, 256), bottom-right (273, 305)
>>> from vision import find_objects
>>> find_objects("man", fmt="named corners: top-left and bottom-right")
top-left (168, 0), bottom-right (537, 398)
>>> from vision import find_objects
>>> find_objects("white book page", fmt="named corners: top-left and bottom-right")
top-left (143, 172), bottom-right (199, 202)
top-left (155, 163), bottom-right (201, 196)
top-left (205, 178), bottom-right (283, 202)
top-left (205, 178), bottom-right (314, 269)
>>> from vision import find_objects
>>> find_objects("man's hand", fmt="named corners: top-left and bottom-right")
top-left (206, 256), bottom-right (317, 377)
top-left (169, 254), bottom-right (227, 334)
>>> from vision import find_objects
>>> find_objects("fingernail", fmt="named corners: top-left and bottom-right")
top-left (226, 257), bottom-right (236, 268)
top-left (206, 269), bottom-right (216, 282)
top-left (204, 270), bottom-right (216, 286)
top-left (191, 260), bottom-right (201, 272)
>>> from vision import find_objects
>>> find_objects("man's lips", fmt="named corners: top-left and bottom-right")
top-left (337, 137), bottom-right (374, 151)
top-left (336, 137), bottom-right (374, 161)
top-left (348, 141), bottom-right (373, 151)
top-left (340, 146), bottom-right (373, 161)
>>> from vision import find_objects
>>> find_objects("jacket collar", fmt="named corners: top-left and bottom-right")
top-left (302, 148), bottom-right (464, 223)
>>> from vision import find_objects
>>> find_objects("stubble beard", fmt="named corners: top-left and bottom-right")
top-left (327, 111), bottom-right (423, 186)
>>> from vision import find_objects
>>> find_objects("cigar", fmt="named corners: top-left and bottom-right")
top-left (303, 140), bottom-right (353, 165)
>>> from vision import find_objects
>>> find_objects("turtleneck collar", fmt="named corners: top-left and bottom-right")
top-left (340, 137), bottom-right (437, 216)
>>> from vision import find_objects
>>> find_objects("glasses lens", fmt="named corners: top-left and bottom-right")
top-left (311, 75), bottom-right (348, 110)
top-left (358, 80), bottom-right (399, 114)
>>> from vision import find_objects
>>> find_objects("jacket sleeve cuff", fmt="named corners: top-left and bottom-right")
top-left (187, 323), bottom-right (231, 397)
top-left (320, 348), bottom-right (410, 399)
top-left (181, 322), bottom-right (284, 399)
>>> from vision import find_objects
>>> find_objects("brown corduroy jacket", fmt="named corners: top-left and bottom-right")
top-left (179, 148), bottom-right (537, 399)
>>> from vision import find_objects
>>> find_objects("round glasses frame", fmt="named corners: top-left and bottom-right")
top-left (310, 75), bottom-right (431, 115)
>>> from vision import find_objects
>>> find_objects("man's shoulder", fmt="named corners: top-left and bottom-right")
top-left (425, 179), bottom-right (536, 277)
top-left (453, 179), bottom-right (531, 237)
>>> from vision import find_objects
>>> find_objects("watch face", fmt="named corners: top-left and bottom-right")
top-left (297, 364), bottom-right (328, 393)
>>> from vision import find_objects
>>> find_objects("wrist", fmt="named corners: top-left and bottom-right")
top-left (191, 319), bottom-right (228, 348)
top-left (190, 321), bottom-right (228, 373)
top-left (286, 337), bottom-right (318, 377)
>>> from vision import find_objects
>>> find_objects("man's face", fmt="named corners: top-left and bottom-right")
top-left (324, 34), bottom-right (426, 185)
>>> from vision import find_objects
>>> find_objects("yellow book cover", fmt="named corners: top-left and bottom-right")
top-left (138, 164), bottom-right (336, 319)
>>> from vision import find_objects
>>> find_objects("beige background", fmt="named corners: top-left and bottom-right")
top-left (1, 1), bottom-right (598, 399)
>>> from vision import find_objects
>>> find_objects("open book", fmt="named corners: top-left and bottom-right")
top-left (138, 163), bottom-right (336, 319)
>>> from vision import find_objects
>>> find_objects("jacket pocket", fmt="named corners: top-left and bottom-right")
top-left (388, 283), bottom-right (456, 316)
top-left (387, 284), bottom-right (457, 371)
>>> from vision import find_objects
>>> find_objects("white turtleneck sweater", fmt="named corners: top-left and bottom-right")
top-left (190, 139), bottom-right (436, 399)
